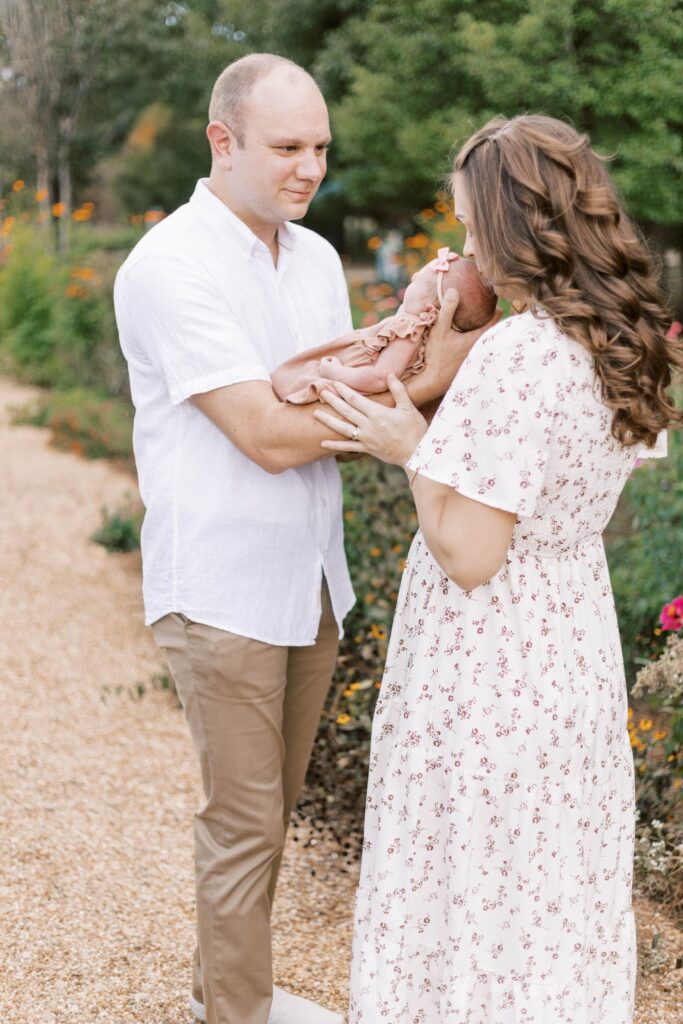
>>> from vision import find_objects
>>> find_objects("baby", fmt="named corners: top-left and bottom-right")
top-left (271, 248), bottom-right (496, 404)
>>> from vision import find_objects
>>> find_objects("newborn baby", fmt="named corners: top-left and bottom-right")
top-left (271, 248), bottom-right (496, 404)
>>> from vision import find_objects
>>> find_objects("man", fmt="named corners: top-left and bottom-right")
top-left (114, 53), bottom-right (481, 1024)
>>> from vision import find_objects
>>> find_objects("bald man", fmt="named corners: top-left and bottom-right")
top-left (115, 53), bottom-right (479, 1024)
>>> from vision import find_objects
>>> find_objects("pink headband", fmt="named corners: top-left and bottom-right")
top-left (430, 247), bottom-right (459, 305)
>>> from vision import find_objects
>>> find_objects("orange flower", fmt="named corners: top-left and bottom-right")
top-left (130, 214), bottom-right (143, 225)
top-left (65, 283), bottom-right (88, 299)
top-left (12, 179), bottom-right (25, 192)
top-left (52, 202), bottom-right (67, 218)
top-left (72, 208), bottom-right (92, 222)
top-left (405, 233), bottom-right (429, 249)
top-left (367, 235), bottom-right (382, 251)
top-left (420, 208), bottom-right (435, 219)
top-left (1, 216), bottom-right (15, 237)
top-left (71, 266), bottom-right (95, 281)
top-left (143, 209), bottom-right (165, 224)
top-left (81, 201), bottom-right (95, 212)
top-left (35, 189), bottom-right (49, 202)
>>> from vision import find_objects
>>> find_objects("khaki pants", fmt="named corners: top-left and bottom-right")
top-left (152, 583), bottom-right (339, 1024)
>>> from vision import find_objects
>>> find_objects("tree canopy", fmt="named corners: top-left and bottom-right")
top-left (1, 0), bottom-right (681, 231)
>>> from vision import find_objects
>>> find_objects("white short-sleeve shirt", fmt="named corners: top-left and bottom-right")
top-left (114, 180), bottom-right (356, 645)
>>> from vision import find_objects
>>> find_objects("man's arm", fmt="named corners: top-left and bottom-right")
top-left (193, 290), bottom-right (497, 473)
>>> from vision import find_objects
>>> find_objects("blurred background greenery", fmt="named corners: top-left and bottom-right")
top-left (0, 0), bottom-right (681, 911)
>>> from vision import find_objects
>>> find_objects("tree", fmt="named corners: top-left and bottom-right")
top-left (326, 0), bottom-right (683, 226)
top-left (0, 0), bottom-right (139, 248)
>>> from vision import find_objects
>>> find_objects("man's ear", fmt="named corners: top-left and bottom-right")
top-left (206, 120), bottom-right (235, 168)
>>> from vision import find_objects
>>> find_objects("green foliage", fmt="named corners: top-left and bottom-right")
top-left (91, 500), bottom-right (143, 552)
top-left (606, 430), bottom-right (683, 679)
top-left (0, 225), bottom-right (63, 382)
top-left (324, 0), bottom-right (683, 224)
top-left (302, 456), bottom-right (416, 839)
top-left (0, 213), bottom-right (128, 396)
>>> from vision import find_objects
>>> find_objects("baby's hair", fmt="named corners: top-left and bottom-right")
top-left (209, 53), bottom-right (315, 147)
top-left (441, 259), bottom-right (497, 332)
top-left (453, 114), bottom-right (681, 447)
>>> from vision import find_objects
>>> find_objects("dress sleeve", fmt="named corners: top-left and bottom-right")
top-left (117, 252), bottom-right (270, 405)
top-left (406, 315), bottom-right (560, 516)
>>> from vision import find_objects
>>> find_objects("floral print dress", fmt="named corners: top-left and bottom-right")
top-left (349, 310), bottom-right (665, 1024)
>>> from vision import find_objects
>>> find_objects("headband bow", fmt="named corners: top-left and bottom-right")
top-left (430, 247), bottom-right (459, 304)
top-left (432, 246), bottom-right (459, 272)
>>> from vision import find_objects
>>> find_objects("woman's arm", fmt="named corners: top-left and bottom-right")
top-left (409, 474), bottom-right (515, 590)
top-left (314, 375), bottom-right (515, 590)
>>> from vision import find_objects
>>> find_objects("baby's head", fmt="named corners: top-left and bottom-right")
top-left (403, 248), bottom-right (497, 331)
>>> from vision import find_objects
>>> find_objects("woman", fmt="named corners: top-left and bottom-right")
top-left (315, 115), bottom-right (682, 1023)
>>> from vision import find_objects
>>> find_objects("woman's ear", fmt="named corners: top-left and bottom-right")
top-left (206, 121), bottom-right (234, 168)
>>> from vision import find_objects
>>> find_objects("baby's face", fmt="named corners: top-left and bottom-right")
top-left (402, 265), bottom-right (438, 314)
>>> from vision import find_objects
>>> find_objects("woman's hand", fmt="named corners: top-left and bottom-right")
top-left (315, 374), bottom-right (428, 467)
top-left (414, 288), bottom-right (502, 403)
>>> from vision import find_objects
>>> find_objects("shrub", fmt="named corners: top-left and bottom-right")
top-left (0, 224), bottom-right (64, 384)
top-left (302, 457), bottom-right (416, 843)
top-left (91, 500), bottom-right (143, 553)
top-left (606, 430), bottom-right (683, 679)
top-left (630, 620), bottom-right (683, 919)
top-left (14, 387), bottom-right (134, 463)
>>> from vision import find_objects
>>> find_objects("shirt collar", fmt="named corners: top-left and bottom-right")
top-left (191, 179), bottom-right (298, 260)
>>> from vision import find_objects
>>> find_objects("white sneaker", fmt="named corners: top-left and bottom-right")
top-left (189, 984), bottom-right (344, 1024)
top-left (189, 992), bottom-right (207, 1021)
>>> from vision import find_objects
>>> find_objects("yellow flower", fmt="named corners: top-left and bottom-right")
top-left (653, 730), bottom-right (667, 742)
top-left (638, 763), bottom-right (647, 774)
top-left (365, 593), bottom-right (375, 604)
top-left (392, 544), bottom-right (403, 554)
top-left (398, 558), bottom-right (407, 571)
top-left (336, 713), bottom-right (351, 726)
top-left (627, 708), bottom-right (634, 720)
top-left (639, 719), bottom-right (653, 732)
top-left (375, 681), bottom-right (381, 689)
top-left (343, 688), bottom-right (353, 697)
top-left (12, 179), bottom-right (24, 192)
top-left (344, 510), bottom-right (354, 521)
top-left (349, 682), bottom-right (362, 691)
top-left (370, 546), bottom-right (381, 557)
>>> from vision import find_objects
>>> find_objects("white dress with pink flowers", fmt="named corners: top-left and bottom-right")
top-left (349, 310), bottom-right (660, 1024)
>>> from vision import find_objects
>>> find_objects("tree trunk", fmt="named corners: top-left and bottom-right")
top-left (57, 143), bottom-right (71, 254)
top-left (36, 143), bottom-right (52, 237)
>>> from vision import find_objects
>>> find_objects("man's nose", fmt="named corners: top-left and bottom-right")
top-left (296, 149), bottom-right (325, 180)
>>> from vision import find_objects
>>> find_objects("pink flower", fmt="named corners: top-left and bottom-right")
top-left (659, 595), bottom-right (683, 631)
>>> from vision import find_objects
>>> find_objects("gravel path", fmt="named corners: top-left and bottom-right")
top-left (0, 376), bottom-right (681, 1023)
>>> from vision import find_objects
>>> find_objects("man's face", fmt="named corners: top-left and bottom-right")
top-left (225, 71), bottom-right (331, 236)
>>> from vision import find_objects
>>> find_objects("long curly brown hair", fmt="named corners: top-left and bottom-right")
top-left (453, 114), bottom-right (682, 448)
